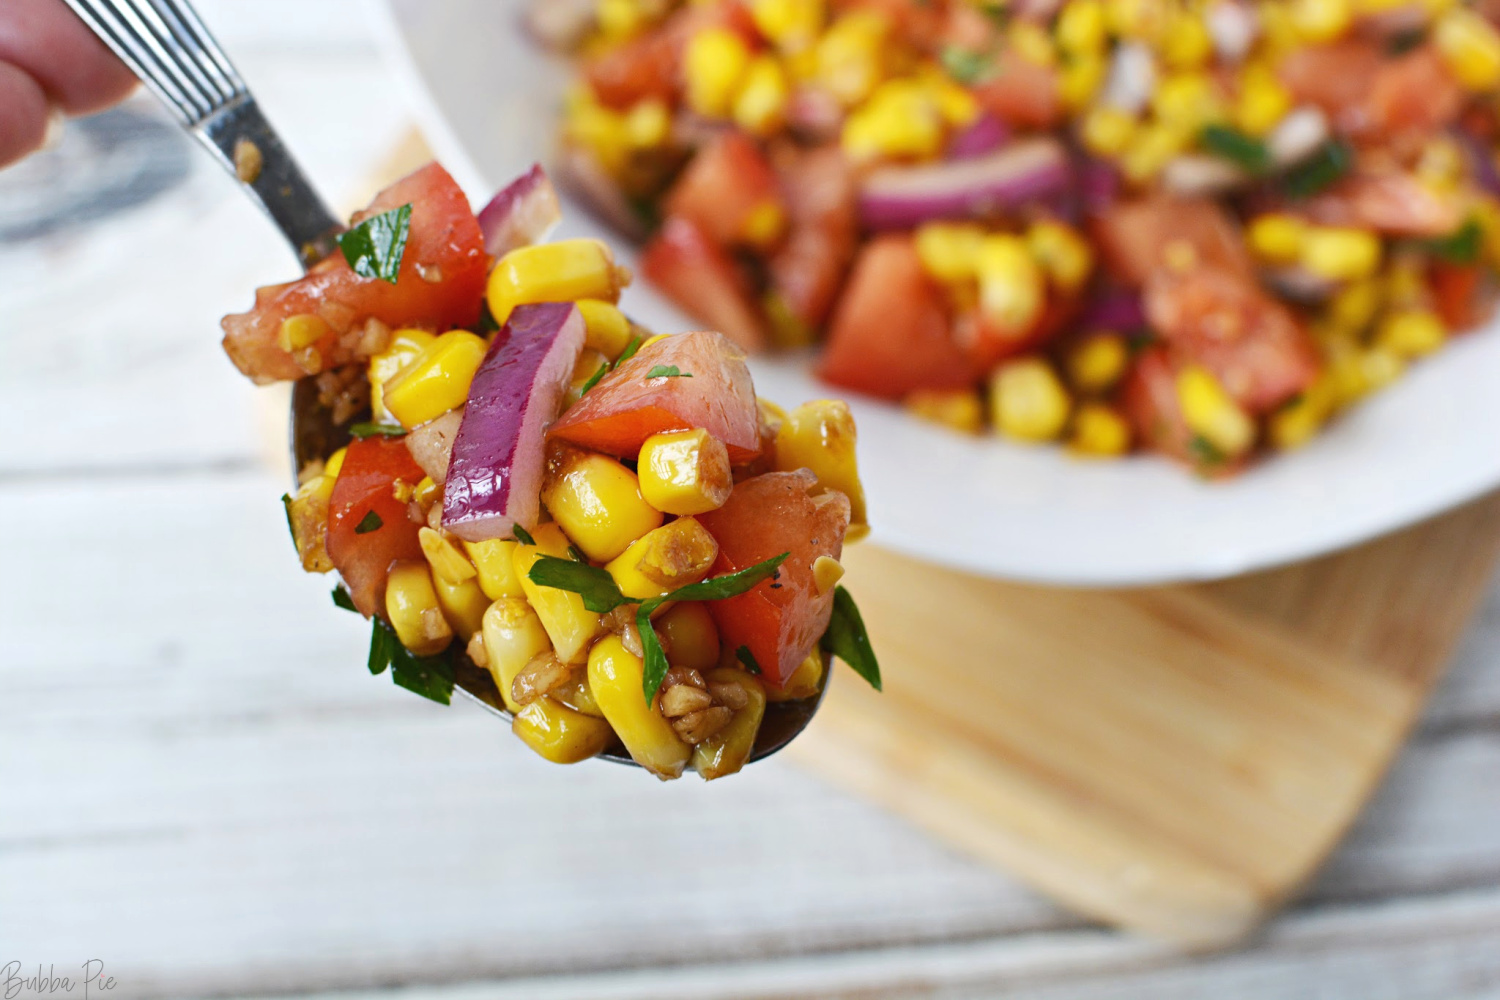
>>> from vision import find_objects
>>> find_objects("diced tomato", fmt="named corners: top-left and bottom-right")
top-left (972, 49), bottom-right (1063, 130)
top-left (664, 132), bottom-right (784, 248)
top-left (768, 144), bottom-right (859, 330)
top-left (963, 289), bottom-right (1082, 372)
top-left (1144, 267), bottom-right (1320, 413)
top-left (1304, 172), bottom-right (1463, 237)
top-left (1120, 347), bottom-right (1196, 465)
top-left (818, 235), bottom-right (978, 399)
top-left (326, 438), bottom-right (427, 618)
top-left (1365, 45), bottom-right (1463, 138)
top-left (1276, 40), bottom-right (1383, 133)
top-left (1430, 261), bottom-right (1496, 330)
top-left (833, 0), bottom-right (948, 50)
top-left (640, 217), bottom-right (768, 351)
top-left (584, 30), bottom-right (680, 109)
top-left (1091, 195), bottom-right (1254, 287)
top-left (695, 470), bottom-right (851, 689)
top-left (221, 163), bottom-right (488, 384)
top-left (548, 330), bottom-right (763, 462)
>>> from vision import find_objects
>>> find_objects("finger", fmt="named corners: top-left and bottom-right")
top-left (0, 59), bottom-right (51, 169)
top-left (0, 0), bottom-right (137, 116)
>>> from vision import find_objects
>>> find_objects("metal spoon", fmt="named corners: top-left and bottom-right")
top-left (69, 0), bottom-right (828, 769)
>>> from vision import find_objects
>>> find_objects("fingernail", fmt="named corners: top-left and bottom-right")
top-left (42, 105), bottom-right (66, 151)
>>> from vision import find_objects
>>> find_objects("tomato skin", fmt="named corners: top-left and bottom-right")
top-left (1365, 46), bottom-right (1463, 138)
top-left (1431, 262), bottom-right (1496, 331)
top-left (972, 49), bottom-right (1063, 130)
top-left (768, 144), bottom-right (859, 330)
top-left (221, 162), bottom-right (488, 384)
top-left (963, 289), bottom-right (1082, 372)
top-left (640, 217), bottom-right (768, 351)
top-left (695, 470), bottom-right (851, 689)
top-left (584, 30), bottom-right (680, 109)
top-left (818, 235), bottom-right (978, 399)
top-left (1305, 173), bottom-right (1463, 238)
top-left (1091, 195), bottom-right (1254, 287)
top-left (326, 438), bottom-right (428, 618)
top-left (548, 330), bottom-right (763, 462)
top-left (1277, 40), bottom-right (1383, 132)
top-left (665, 132), bottom-right (784, 248)
top-left (1279, 41), bottom-right (1461, 139)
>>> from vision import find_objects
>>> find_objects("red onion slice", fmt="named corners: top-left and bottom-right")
top-left (858, 137), bottom-right (1073, 231)
top-left (1076, 288), bottom-right (1146, 332)
top-left (442, 302), bottom-right (586, 542)
top-left (477, 164), bottom-right (562, 258)
top-left (946, 112), bottom-right (1009, 160)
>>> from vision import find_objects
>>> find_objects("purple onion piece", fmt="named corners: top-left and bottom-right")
top-left (1453, 128), bottom-right (1500, 199)
top-left (477, 163), bottom-right (562, 257)
top-left (858, 137), bottom-right (1073, 231)
top-left (1076, 289), bottom-right (1146, 332)
top-left (442, 302), bottom-right (586, 542)
top-left (1076, 156), bottom-right (1121, 213)
top-left (946, 112), bottom-right (1009, 160)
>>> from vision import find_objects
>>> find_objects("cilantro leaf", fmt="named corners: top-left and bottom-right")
top-left (1188, 434), bottom-right (1227, 466)
top-left (645, 365), bottom-right (692, 379)
top-left (280, 493), bottom-right (297, 551)
top-left (1199, 124), bottom-right (1269, 174)
top-left (940, 45), bottom-right (996, 85)
top-left (368, 616), bottom-right (398, 675)
top-left (579, 362), bottom-right (610, 396)
top-left (512, 524), bottom-right (536, 546)
top-left (528, 556), bottom-right (629, 613)
top-left (735, 645), bottom-right (762, 675)
top-left (348, 421), bottom-right (407, 439)
top-left (368, 617), bottom-right (455, 703)
top-left (1422, 217), bottom-right (1482, 264)
top-left (1281, 141), bottom-right (1353, 199)
top-left (355, 509), bottom-right (384, 534)
top-left (615, 335), bottom-right (644, 367)
top-left (337, 203), bottom-right (412, 284)
top-left (567, 545), bottom-right (589, 563)
top-left (820, 586), bottom-right (880, 691)
top-left (331, 586), bottom-right (359, 613)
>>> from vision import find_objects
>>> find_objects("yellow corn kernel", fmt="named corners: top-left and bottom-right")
top-left (765, 649), bottom-right (825, 702)
top-left (623, 99), bottom-right (670, 148)
top-left (433, 573), bottom-right (489, 641)
top-left (605, 517), bottom-right (720, 604)
top-left (381, 330), bottom-right (487, 429)
top-left (1300, 227), bottom-right (1383, 282)
top-left (734, 55), bottom-right (791, 135)
top-left (1067, 332), bottom-right (1130, 393)
top-left (514, 696), bottom-right (615, 764)
top-left (817, 11), bottom-right (889, 106)
top-left (481, 597), bottom-right (553, 713)
top-left (740, 199), bottom-right (789, 248)
top-left (1080, 105), bottom-right (1138, 157)
top-left (1329, 342), bottom-right (1405, 405)
top-left (685, 27), bottom-right (753, 117)
top-left (486, 239), bottom-right (629, 326)
top-left (1291, 0), bottom-right (1353, 42)
top-left (1160, 11), bottom-right (1213, 68)
top-left (588, 634), bottom-right (692, 779)
top-left (751, 0), bottom-right (824, 52)
top-left (1383, 255), bottom-right (1429, 308)
top-left (1109, 0), bottom-right (1168, 40)
top-left (692, 668), bottom-right (767, 780)
top-left (773, 400), bottom-right (867, 534)
top-left (565, 98), bottom-right (631, 175)
top-left (286, 473), bottom-right (335, 573)
top-left (841, 79), bottom-right (944, 161)
top-left (1121, 121), bottom-right (1191, 183)
top-left (554, 674), bottom-right (605, 717)
top-left (915, 66), bottom-right (981, 125)
top-left (323, 446), bottom-right (348, 481)
top-left (569, 348), bottom-right (610, 406)
top-left (1152, 72), bottom-right (1226, 131)
top-left (1416, 137), bottom-right (1466, 193)
top-left (991, 357), bottom-right (1072, 442)
top-left (638, 429), bottom-right (733, 515)
top-left (464, 538), bottom-right (523, 600)
top-left (1068, 402), bottom-right (1132, 457)
top-left (1376, 309), bottom-right (1447, 358)
top-left (657, 602), bottom-right (721, 671)
top-left (1434, 9), bottom-right (1500, 90)
top-left (1027, 220), bottom-right (1094, 292)
top-left (513, 523), bottom-right (602, 664)
top-left (542, 451), bottom-right (663, 562)
top-left (1059, 54), bottom-right (1108, 110)
top-left (1177, 365), bottom-right (1256, 457)
top-left (1248, 213), bottom-right (1306, 263)
top-left (904, 387), bottom-right (984, 433)
top-left (418, 526), bottom-right (477, 585)
top-left (976, 234), bottom-right (1046, 333)
top-left (1326, 279), bottom-right (1381, 335)
top-left (412, 474), bottom-right (439, 507)
top-left (639, 332), bottom-right (670, 351)
top-left (386, 561), bottom-right (454, 657)
top-left (278, 313), bottom-right (329, 353)
top-left (368, 328), bottom-right (435, 423)
top-left (1235, 63), bottom-right (1293, 136)
top-left (812, 555), bottom-right (844, 594)
top-left (1257, 0), bottom-right (1299, 58)
top-left (575, 299), bottom-right (634, 360)
top-left (596, 0), bottom-right (645, 39)
top-left (914, 222), bottom-right (986, 284)
top-left (1056, 0), bottom-right (1107, 54)
top-left (1010, 20), bottom-right (1058, 67)
top-left (1269, 376), bottom-right (1335, 449)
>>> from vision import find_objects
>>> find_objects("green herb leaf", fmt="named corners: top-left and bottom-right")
top-left (1422, 217), bottom-right (1483, 264)
top-left (368, 616), bottom-right (398, 675)
top-left (1125, 330), bottom-right (1159, 356)
top-left (348, 421), bottom-right (407, 439)
top-left (579, 362), bottom-right (611, 396)
top-left (1188, 434), bottom-right (1227, 466)
top-left (1281, 141), bottom-right (1353, 199)
top-left (615, 335), bottom-right (644, 367)
top-left (331, 586), bottom-right (359, 613)
top-left (567, 545), bottom-right (589, 563)
top-left (1386, 27), bottom-right (1425, 55)
top-left (355, 509), bottom-right (384, 534)
top-left (735, 645), bottom-right (762, 675)
top-left (280, 493), bottom-right (297, 551)
top-left (1199, 124), bottom-right (1269, 174)
top-left (638, 612), bottom-right (671, 709)
top-left (337, 203), bottom-right (412, 284)
top-left (512, 524), bottom-right (536, 546)
top-left (820, 586), bottom-right (880, 691)
top-left (528, 556), bottom-right (629, 613)
top-left (940, 45), bottom-right (996, 85)
top-left (477, 300), bottom-right (501, 333)
top-left (645, 365), bottom-right (692, 379)
top-left (368, 618), bottom-right (455, 703)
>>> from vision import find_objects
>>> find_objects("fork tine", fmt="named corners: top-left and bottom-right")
top-left (64, 0), bottom-right (205, 124)
top-left (141, 0), bottom-right (243, 105)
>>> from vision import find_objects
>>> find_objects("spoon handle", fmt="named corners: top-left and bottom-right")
top-left (63, 0), bottom-right (342, 268)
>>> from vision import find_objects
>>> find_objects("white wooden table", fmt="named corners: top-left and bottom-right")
top-left (2, 5), bottom-right (1497, 997)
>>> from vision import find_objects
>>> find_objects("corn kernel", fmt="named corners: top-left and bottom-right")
top-left (657, 602), bottom-right (721, 671)
top-left (605, 517), bottom-right (720, 603)
top-left (842, 79), bottom-right (944, 161)
top-left (1152, 72), bottom-right (1226, 130)
top-left (915, 66), bottom-right (981, 125)
top-left (692, 668), bottom-right (767, 780)
top-left (1300, 227), bottom-right (1383, 282)
top-left (1268, 377), bottom-right (1334, 449)
top-left (481, 597), bottom-right (553, 713)
top-left (765, 649), bottom-right (825, 702)
top-left (554, 674), bottom-right (605, 717)
top-left (1176, 365), bottom-right (1256, 457)
top-left (369, 329), bottom-right (437, 423)
top-left (740, 199), bottom-right (789, 248)
top-left (1291, 0), bottom-right (1353, 41)
top-left (433, 573), bottom-right (489, 641)
top-left (513, 696), bottom-right (615, 764)
top-left (1056, 0), bottom-right (1107, 54)
top-left (1010, 21), bottom-right (1058, 67)
top-left (542, 450), bottom-right (663, 562)
top-left (1160, 11), bottom-right (1214, 68)
top-left (566, 98), bottom-right (632, 175)
top-left (991, 357), bottom-right (1072, 442)
top-left (1109, 0), bottom-right (1169, 40)
top-left (386, 561), bottom-right (454, 657)
top-left (1326, 279), bottom-right (1381, 335)
top-left (465, 538), bottom-right (524, 600)
top-left (1027, 220), bottom-right (1094, 292)
top-left (589, 634), bottom-right (692, 779)
top-left (976, 234), bottom-right (1046, 334)
top-left (575, 299), bottom-right (634, 360)
top-left (1376, 309), bottom-right (1447, 358)
top-left (623, 99), bottom-right (671, 148)
top-left (1121, 121), bottom-right (1191, 183)
top-left (1383, 255), bottom-right (1429, 308)
top-left (286, 473), bottom-right (335, 573)
top-left (323, 446), bottom-right (348, 481)
top-left (513, 523), bottom-right (602, 664)
top-left (773, 400), bottom-right (867, 533)
top-left (817, 11), bottom-right (888, 106)
top-left (637, 429), bottom-right (733, 515)
top-left (1068, 402), bottom-right (1133, 457)
top-left (1080, 105), bottom-right (1138, 157)
top-left (381, 330), bottom-right (487, 428)
top-left (1258, 0), bottom-right (1300, 58)
top-left (278, 313), bottom-right (329, 353)
top-left (904, 388), bottom-right (984, 433)
top-left (1236, 63), bottom-right (1293, 136)
top-left (412, 474), bottom-right (440, 507)
top-left (1067, 332), bottom-right (1130, 393)
top-left (1248, 213), bottom-right (1305, 263)
top-left (596, 0), bottom-right (644, 39)
top-left (734, 55), bottom-right (791, 135)
top-left (812, 555), bottom-right (844, 594)
top-left (1060, 55), bottom-right (1108, 110)
top-left (685, 27), bottom-right (753, 117)
top-left (751, 0), bottom-right (824, 53)
top-left (1416, 137), bottom-right (1466, 193)
top-left (417, 526), bottom-right (476, 586)
top-left (486, 239), bottom-right (628, 326)
top-left (914, 222), bottom-right (986, 284)
top-left (1434, 9), bottom-right (1500, 91)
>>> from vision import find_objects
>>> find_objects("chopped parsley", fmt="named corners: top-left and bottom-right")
top-left (615, 335), bottom-right (644, 367)
top-left (337, 203), bottom-right (412, 284)
top-left (354, 509), bottom-right (384, 534)
top-left (331, 586), bottom-right (359, 613)
top-left (1199, 124), bottom-right (1269, 174)
top-left (279, 493), bottom-right (297, 550)
top-left (1188, 434), bottom-right (1227, 466)
top-left (348, 421), bottom-right (406, 439)
top-left (511, 524), bottom-right (536, 546)
top-left (567, 544), bottom-right (589, 564)
top-left (367, 617), bottom-right (455, 704)
top-left (735, 646), bottom-right (762, 676)
top-left (1280, 141), bottom-right (1353, 199)
top-left (645, 365), bottom-right (692, 379)
top-left (820, 587), bottom-right (881, 691)
top-left (578, 362), bottom-right (610, 396)
top-left (1422, 217), bottom-right (1483, 264)
top-left (940, 45), bottom-right (997, 85)
top-left (528, 557), bottom-right (627, 612)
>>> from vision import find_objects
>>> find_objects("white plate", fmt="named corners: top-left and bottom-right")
top-left (370, 0), bottom-right (1500, 586)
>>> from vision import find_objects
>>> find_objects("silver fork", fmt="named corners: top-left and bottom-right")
top-left (63, 0), bottom-right (342, 268)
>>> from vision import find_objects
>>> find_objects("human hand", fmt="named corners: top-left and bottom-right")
top-left (0, 0), bottom-right (138, 168)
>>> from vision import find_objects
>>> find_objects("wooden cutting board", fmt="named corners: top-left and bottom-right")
top-left (788, 490), bottom-right (1500, 947)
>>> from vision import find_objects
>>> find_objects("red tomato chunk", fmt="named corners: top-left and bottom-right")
top-left (326, 438), bottom-right (427, 617)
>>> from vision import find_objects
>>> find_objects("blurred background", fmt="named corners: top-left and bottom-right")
top-left (2, 1), bottom-right (1499, 996)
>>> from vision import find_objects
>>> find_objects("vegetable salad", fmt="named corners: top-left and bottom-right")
top-left (221, 162), bottom-right (877, 780)
top-left (542, 0), bottom-right (1500, 474)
